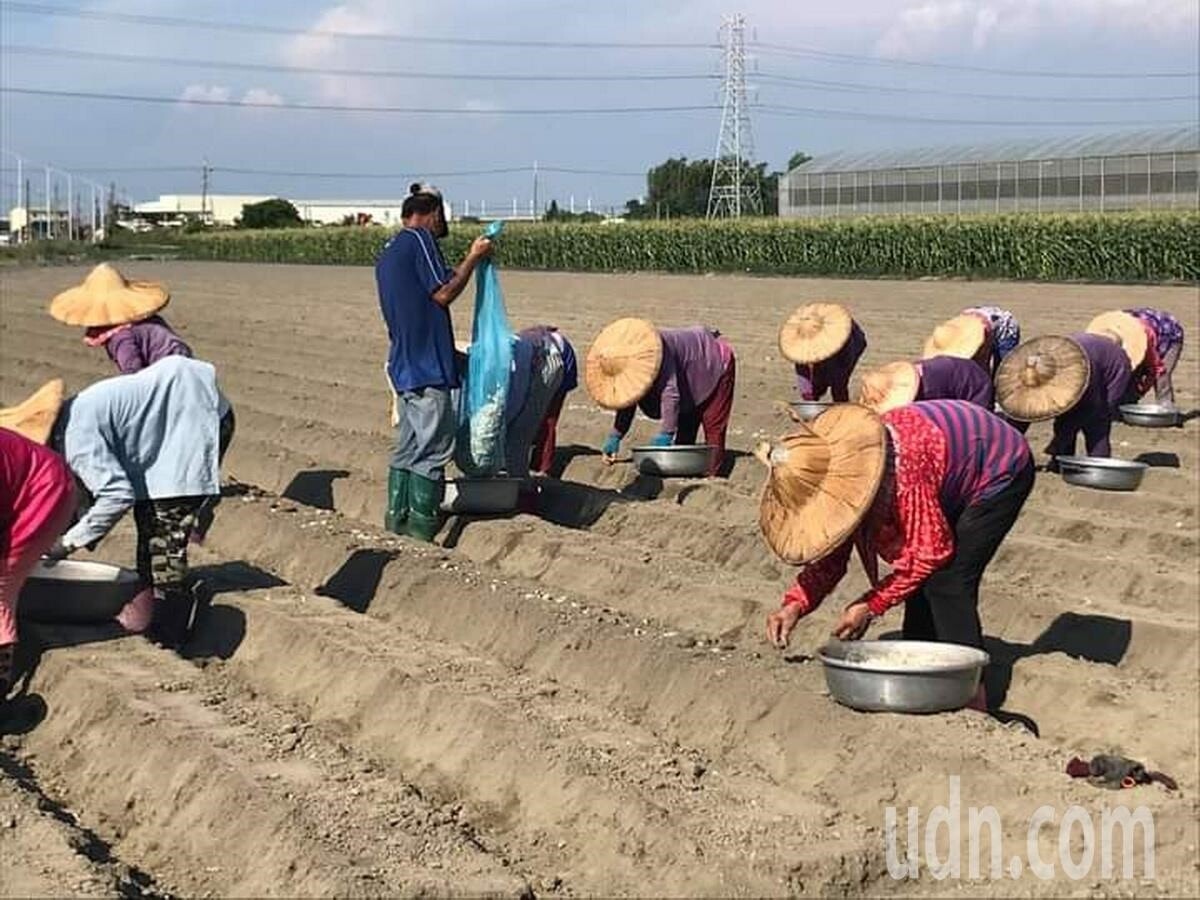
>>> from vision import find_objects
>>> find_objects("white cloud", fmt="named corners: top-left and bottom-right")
top-left (242, 88), bottom-right (285, 106)
top-left (875, 0), bottom-right (1199, 57)
top-left (180, 84), bottom-right (232, 103)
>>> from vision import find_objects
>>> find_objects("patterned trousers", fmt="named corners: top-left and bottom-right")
top-left (134, 496), bottom-right (207, 647)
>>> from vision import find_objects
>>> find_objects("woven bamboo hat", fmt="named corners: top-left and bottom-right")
top-left (1086, 311), bottom-right (1148, 369)
top-left (585, 318), bottom-right (663, 410)
top-left (995, 336), bottom-right (1090, 422)
top-left (756, 404), bottom-right (888, 565)
top-left (858, 360), bottom-right (920, 414)
top-left (778, 302), bottom-right (853, 364)
top-left (922, 313), bottom-right (988, 360)
top-left (0, 379), bottom-right (65, 445)
top-left (49, 263), bottom-right (169, 327)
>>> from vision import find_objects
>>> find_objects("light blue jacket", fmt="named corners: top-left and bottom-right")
top-left (61, 356), bottom-right (223, 549)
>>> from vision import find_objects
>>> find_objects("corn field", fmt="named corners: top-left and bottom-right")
top-left (172, 213), bottom-right (1198, 282)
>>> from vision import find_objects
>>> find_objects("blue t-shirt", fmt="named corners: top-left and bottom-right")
top-left (376, 227), bottom-right (458, 392)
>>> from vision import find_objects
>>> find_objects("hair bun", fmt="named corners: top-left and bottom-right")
top-left (409, 182), bottom-right (423, 195)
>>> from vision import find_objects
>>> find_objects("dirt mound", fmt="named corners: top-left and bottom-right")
top-left (1, 264), bottom-right (1197, 896)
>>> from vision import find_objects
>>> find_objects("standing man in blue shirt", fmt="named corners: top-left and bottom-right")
top-left (377, 184), bottom-right (492, 541)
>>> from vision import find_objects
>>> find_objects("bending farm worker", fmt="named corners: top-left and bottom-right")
top-left (962, 306), bottom-right (1021, 376)
top-left (587, 319), bottom-right (736, 479)
top-left (377, 183), bottom-right (492, 541)
top-left (0, 385), bottom-right (77, 697)
top-left (1088, 308), bottom-right (1185, 407)
top-left (518, 325), bottom-right (578, 477)
top-left (996, 334), bottom-right (1129, 460)
top-left (760, 400), bottom-right (1034, 712)
top-left (923, 313), bottom-right (992, 374)
top-left (779, 303), bottom-right (866, 402)
top-left (858, 357), bottom-right (994, 415)
top-left (32, 357), bottom-right (228, 648)
top-left (50, 263), bottom-right (193, 374)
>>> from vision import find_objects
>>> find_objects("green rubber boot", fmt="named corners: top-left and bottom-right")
top-left (406, 474), bottom-right (445, 542)
top-left (384, 467), bottom-right (410, 534)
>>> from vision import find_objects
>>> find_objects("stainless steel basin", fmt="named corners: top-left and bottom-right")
top-left (630, 444), bottom-right (712, 478)
top-left (19, 559), bottom-right (144, 624)
top-left (818, 639), bottom-right (989, 713)
top-left (1119, 403), bottom-right (1180, 428)
top-left (1056, 456), bottom-right (1147, 491)
top-left (790, 400), bottom-right (834, 421)
top-left (441, 477), bottom-right (521, 514)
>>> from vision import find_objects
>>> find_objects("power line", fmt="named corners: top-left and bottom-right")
top-left (757, 103), bottom-right (1193, 127)
top-left (2, 2), bottom-right (717, 50)
top-left (755, 71), bottom-right (1199, 104)
top-left (5, 86), bottom-right (1187, 128)
top-left (1, 86), bottom-right (721, 116)
top-left (2, 162), bottom-right (646, 179)
top-left (0, 44), bottom-right (721, 83)
top-left (750, 41), bottom-right (1199, 80)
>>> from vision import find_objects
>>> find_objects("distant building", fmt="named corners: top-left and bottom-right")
top-left (779, 126), bottom-right (1200, 218)
top-left (132, 194), bottom-right (441, 227)
top-left (7, 205), bottom-right (73, 240)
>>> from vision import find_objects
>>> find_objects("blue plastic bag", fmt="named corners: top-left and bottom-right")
top-left (456, 221), bottom-right (513, 475)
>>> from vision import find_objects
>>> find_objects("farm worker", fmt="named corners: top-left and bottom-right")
top-left (377, 183), bottom-right (493, 541)
top-left (858, 357), bottom-right (995, 415)
top-left (1087, 309), bottom-right (1185, 407)
top-left (50, 263), bottom-right (193, 374)
top-left (511, 324), bottom-right (576, 480)
top-left (759, 400), bottom-right (1034, 711)
top-left (33, 356), bottom-right (229, 649)
top-left (922, 313), bottom-right (992, 373)
top-left (0, 385), bottom-right (76, 697)
top-left (995, 334), bottom-right (1130, 459)
top-left (49, 263), bottom-right (236, 543)
top-left (518, 326), bottom-right (578, 477)
top-left (778, 303), bottom-right (866, 402)
top-left (587, 318), bottom-right (736, 479)
top-left (961, 306), bottom-right (1021, 376)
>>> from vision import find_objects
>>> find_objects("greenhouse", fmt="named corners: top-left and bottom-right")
top-left (779, 126), bottom-right (1199, 218)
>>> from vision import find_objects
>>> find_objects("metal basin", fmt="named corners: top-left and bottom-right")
top-left (1056, 456), bottom-right (1147, 492)
top-left (1119, 403), bottom-right (1180, 428)
top-left (19, 559), bottom-right (144, 624)
top-left (818, 639), bottom-right (988, 713)
top-left (441, 477), bottom-right (521, 514)
top-left (630, 444), bottom-right (712, 478)
top-left (790, 400), bottom-right (833, 421)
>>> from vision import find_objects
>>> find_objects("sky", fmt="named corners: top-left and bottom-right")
top-left (1, 0), bottom-right (1197, 215)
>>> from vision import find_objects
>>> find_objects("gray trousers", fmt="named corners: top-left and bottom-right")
top-left (1156, 342), bottom-right (1182, 405)
top-left (391, 386), bottom-right (455, 480)
top-left (504, 345), bottom-right (565, 480)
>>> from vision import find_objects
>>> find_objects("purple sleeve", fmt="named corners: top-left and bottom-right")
top-left (794, 364), bottom-right (817, 401)
top-left (106, 329), bottom-right (147, 373)
top-left (658, 354), bottom-right (681, 433)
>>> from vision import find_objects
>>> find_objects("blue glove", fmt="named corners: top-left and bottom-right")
top-left (649, 432), bottom-right (674, 447)
top-left (602, 434), bottom-right (621, 457)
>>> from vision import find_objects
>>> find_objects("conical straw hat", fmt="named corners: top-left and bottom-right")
top-left (584, 318), bottom-right (663, 410)
top-left (757, 404), bottom-right (887, 565)
top-left (995, 336), bottom-right (1090, 422)
top-left (778, 302), bottom-right (853, 364)
top-left (858, 361), bottom-right (920, 414)
top-left (0, 379), bottom-right (65, 445)
top-left (1086, 311), bottom-right (1148, 369)
top-left (49, 263), bottom-right (169, 326)
top-left (922, 314), bottom-right (988, 360)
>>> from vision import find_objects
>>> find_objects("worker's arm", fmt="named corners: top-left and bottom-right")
top-left (432, 237), bottom-right (493, 308)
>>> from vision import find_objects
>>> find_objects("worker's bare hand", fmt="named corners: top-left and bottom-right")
top-left (832, 601), bottom-right (873, 641)
top-left (469, 236), bottom-right (493, 259)
top-left (766, 603), bottom-right (804, 649)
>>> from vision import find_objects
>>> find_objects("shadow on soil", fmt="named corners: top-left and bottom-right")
top-left (316, 548), bottom-right (399, 614)
top-left (283, 469), bottom-right (351, 510)
top-left (1133, 451), bottom-right (1181, 468)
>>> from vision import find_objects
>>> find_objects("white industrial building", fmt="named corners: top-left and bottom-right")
top-left (133, 194), bottom-right (426, 227)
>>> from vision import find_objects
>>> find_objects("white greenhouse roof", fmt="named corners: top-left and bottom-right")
top-left (791, 126), bottom-right (1200, 174)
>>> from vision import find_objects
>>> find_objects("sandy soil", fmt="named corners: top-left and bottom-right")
top-left (0, 262), bottom-right (1197, 897)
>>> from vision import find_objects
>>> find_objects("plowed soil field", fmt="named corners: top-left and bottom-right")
top-left (1, 262), bottom-right (1197, 897)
